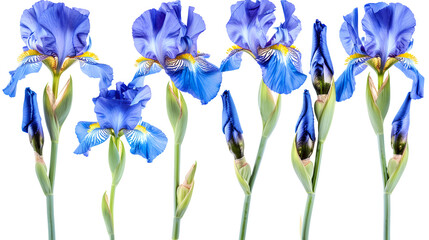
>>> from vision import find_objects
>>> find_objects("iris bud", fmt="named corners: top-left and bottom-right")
top-left (391, 92), bottom-right (411, 155)
top-left (166, 82), bottom-right (188, 144)
top-left (295, 90), bottom-right (316, 160)
top-left (235, 157), bottom-right (251, 183)
top-left (258, 80), bottom-right (281, 138)
top-left (176, 162), bottom-right (197, 219)
top-left (22, 88), bottom-right (44, 155)
top-left (221, 90), bottom-right (245, 159)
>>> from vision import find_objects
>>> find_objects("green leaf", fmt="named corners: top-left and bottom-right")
top-left (166, 82), bottom-right (188, 144)
top-left (291, 137), bottom-right (313, 193)
top-left (259, 80), bottom-right (281, 138)
top-left (43, 84), bottom-right (59, 141)
top-left (317, 80), bottom-right (336, 142)
top-left (108, 137), bottom-right (120, 174)
top-left (175, 182), bottom-right (195, 219)
top-left (385, 144), bottom-right (409, 194)
top-left (112, 140), bottom-right (126, 186)
top-left (35, 161), bottom-right (52, 195)
top-left (101, 192), bottom-right (114, 236)
top-left (54, 76), bottom-right (73, 128)
top-left (366, 75), bottom-right (384, 135)
top-left (376, 74), bottom-right (390, 120)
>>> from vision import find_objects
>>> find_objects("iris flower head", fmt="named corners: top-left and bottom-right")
top-left (4, 0), bottom-right (113, 97)
top-left (221, 0), bottom-right (307, 95)
top-left (310, 20), bottom-right (334, 96)
top-left (131, 1), bottom-right (222, 105)
top-left (391, 92), bottom-right (411, 155)
top-left (221, 90), bottom-right (244, 159)
top-left (295, 90), bottom-right (315, 160)
top-left (336, 2), bottom-right (424, 102)
top-left (74, 82), bottom-right (167, 162)
top-left (22, 88), bottom-right (44, 155)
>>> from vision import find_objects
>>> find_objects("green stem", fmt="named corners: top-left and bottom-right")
top-left (172, 143), bottom-right (181, 240)
top-left (311, 140), bottom-right (324, 192)
top-left (377, 134), bottom-right (388, 186)
top-left (378, 73), bottom-right (384, 90)
top-left (172, 217), bottom-right (181, 240)
top-left (384, 193), bottom-right (391, 240)
top-left (52, 74), bottom-right (60, 99)
top-left (110, 184), bottom-right (117, 227)
top-left (46, 195), bottom-right (56, 240)
top-left (49, 141), bottom-right (58, 190)
top-left (239, 195), bottom-right (252, 240)
top-left (109, 234), bottom-right (115, 240)
top-left (301, 193), bottom-right (315, 240)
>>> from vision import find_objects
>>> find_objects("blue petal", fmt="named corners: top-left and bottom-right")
top-left (124, 121), bottom-right (168, 163)
top-left (362, 3), bottom-right (415, 66)
top-left (74, 121), bottom-right (110, 156)
top-left (335, 57), bottom-right (369, 102)
top-left (339, 8), bottom-right (365, 55)
top-left (125, 85), bottom-right (151, 107)
top-left (183, 6), bottom-right (206, 56)
top-left (220, 48), bottom-right (244, 72)
top-left (221, 90), bottom-right (243, 142)
top-left (129, 60), bottom-right (162, 88)
top-left (295, 89), bottom-right (315, 141)
top-left (257, 46), bottom-right (307, 94)
top-left (268, 0), bottom-right (301, 47)
top-left (394, 57), bottom-right (424, 100)
top-left (165, 54), bottom-right (222, 104)
top-left (22, 88), bottom-right (43, 140)
top-left (37, 3), bottom-right (90, 67)
top-left (391, 92), bottom-right (411, 141)
top-left (132, 7), bottom-right (183, 65)
top-left (3, 54), bottom-right (47, 97)
top-left (77, 57), bottom-right (114, 91)
top-left (226, 0), bottom-right (276, 56)
top-left (311, 20), bottom-right (334, 77)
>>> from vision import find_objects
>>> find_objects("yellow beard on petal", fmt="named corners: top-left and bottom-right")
top-left (88, 123), bottom-right (101, 133)
top-left (176, 53), bottom-right (196, 64)
top-left (17, 49), bottom-right (42, 62)
top-left (135, 125), bottom-right (148, 134)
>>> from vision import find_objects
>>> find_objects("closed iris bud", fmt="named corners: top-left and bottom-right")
top-left (22, 88), bottom-right (44, 155)
top-left (391, 92), bottom-right (411, 155)
top-left (295, 90), bottom-right (316, 160)
top-left (310, 20), bottom-right (334, 96)
top-left (221, 90), bottom-right (244, 159)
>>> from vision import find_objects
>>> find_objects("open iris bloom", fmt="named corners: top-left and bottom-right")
top-left (5, 1), bottom-right (113, 240)
top-left (132, 2), bottom-right (219, 238)
top-left (74, 82), bottom-right (167, 240)
top-left (338, 3), bottom-right (423, 240)
top-left (221, 0), bottom-right (306, 95)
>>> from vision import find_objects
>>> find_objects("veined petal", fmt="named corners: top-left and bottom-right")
top-left (257, 45), bottom-right (306, 94)
top-left (226, 0), bottom-right (276, 56)
top-left (335, 56), bottom-right (370, 102)
top-left (221, 90), bottom-right (243, 140)
top-left (362, 3), bottom-right (415, 67)
top-left (3, 52), bottom-right (47, 97)
top-left (184, 6), bottom-right (206, 56)
top-left (125, 85), bottom-right (151, 107)
top-left (165, 54), bottom-right (222, 104)
top-left (124, 121), bottom-right (167, 163)
top-left (220, 47), bottom-right (246, 72)
top-left (394, 56), bottom-right (424, 99)
top-left (268, 0), bottom-right (301, 47)
top-left (129, 58), bottom-right (162, 88)
top-left (391, 92), bottom-right (411, 140)
top-left (295, 89), bottom-right (315, 140)
top-left (339, 8), bottom-right (365, 55)
top-left (74, 121), bottom-right (110, 156)
top-left (75, 55), bottom-right (114, 91)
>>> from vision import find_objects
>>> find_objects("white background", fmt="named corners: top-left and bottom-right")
top-left (0, 0), bottom-right (428, 239)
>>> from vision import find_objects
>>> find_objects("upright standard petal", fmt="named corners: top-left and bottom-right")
top-left (124, 121), bottom-right (168, 163)
top-left (391, 92), bottom-right (411, 154)
top-left (295, 90), bottom-right (315, 159)
top-left (339, 8), bottom-right (365, 55)
top-left (335, 56), bottom-right (370, 102)
top-left (76, 56), bottom-right (114, 91)
top-left (394, 56), bottom-right (424, 100)
top-left (165, 54), bottom-right (221, 104)
top-left (74, 121), bottom-right (110, 156)
top-left (132, 7), bottom-right (183, 65)
top-left (182, 6), bottom-right (206, 56)
top-left (226, 0), bottom-right (276, 56)
top-left (221, 90), bottom-right (243, 142)
top-left (362, 3), bottom-right (415, 67)
top-left (268, 0), bottom-right (301, 47)
top-left (257, 46), bottom-right (306, 94)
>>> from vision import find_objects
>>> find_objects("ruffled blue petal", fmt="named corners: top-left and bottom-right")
top-left (22, 88), bottom-right (44, 141)
top-left (339, 8), bottom-right (365, 55)
top-left (124, 121), bottom-right (168, 163)
top-left (335, 57), bottom-right (369, 102)
top-left (76, 56), bottom-right (114, 91)
top-left (311, 20), bottom-right (334, 77)
top-left (220, 48), bottom-right (245, 72)
top-left (391, 92), bottom-right (411, 140)
top-left (226, 0), bottom-right (276, 56)
top-left (267, 0), bottom-right (301, 47)
top-left (295, 89), bottom-right (315, 141)
top-left (37, 3), bottom-right (90, 67)
top-left (3, 54), bottom-right (47, 97)
top-left (257, 46), bottom-right (306, 94)
top-left (74, 121), bottom-right (110, 156)
top-left (362, 3), bottom-right (415, 67)
top-left (125, 85), bottom-right (151, 107)
top-left (129, 60), bottom-right (162, 88)
top-left (165, 54), bottom-right (222, 104)
top-left (221, 90), bottom-right (243, 142)
top-left (183, 6), bottom-right (206, 56)
top-left (394, 57), bottom-right (424, 100)
top-left (132, 7), bottom-right (183, 65)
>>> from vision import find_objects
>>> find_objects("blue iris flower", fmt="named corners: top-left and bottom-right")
top-left (3, 0), bottom-right (113, 97)
top-left (221, 0), bottom-right (306, 95)
top-left (391, 92), bottom-right (411, 155)
top-left (221, 90), bottom-right (244, 159)
top-left (310, 20), bottom-right (334, 95)
top-left (295, 90), bottom-right (315, 159)
top-left (336, 3), bottom-right (424, 102)
top-left (131, 1), bottom-right (222, 105)
top-left (22, 87), bottom-right (44, 155)
top-left (74, 82), bottom-right (167, 162)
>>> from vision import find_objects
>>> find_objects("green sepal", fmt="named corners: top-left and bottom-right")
top-left (234, 158), bottom-right (251, 195)
top-left (259, 81), bottom-right (281, 138)
top-left (166, 82), bottom-right (188, 144)
top-left (366, 74), bottom-right (384, 135)
top-left (175, 163), bottom-right (197, 219)
top-left (101, 192), bottom-right (114, 236)
top-left (385, 144), bottom-right (409, 194)
top-left (291, 136), bottom-right (313, 193)
top-left (43, 84), bottom-right (60, 142)
top-left (54, 76), bottom-right (73, 128)
top-left (35, 161), bottom-right (52, 195)
top-left (317, 80), bottom-right (336, 142)
top-left (175, 181), bottom-right (194, 219)
top-left (375, 74), bottom-right (390, 120)
top-left (112, 143), bottom-right (126, 186)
